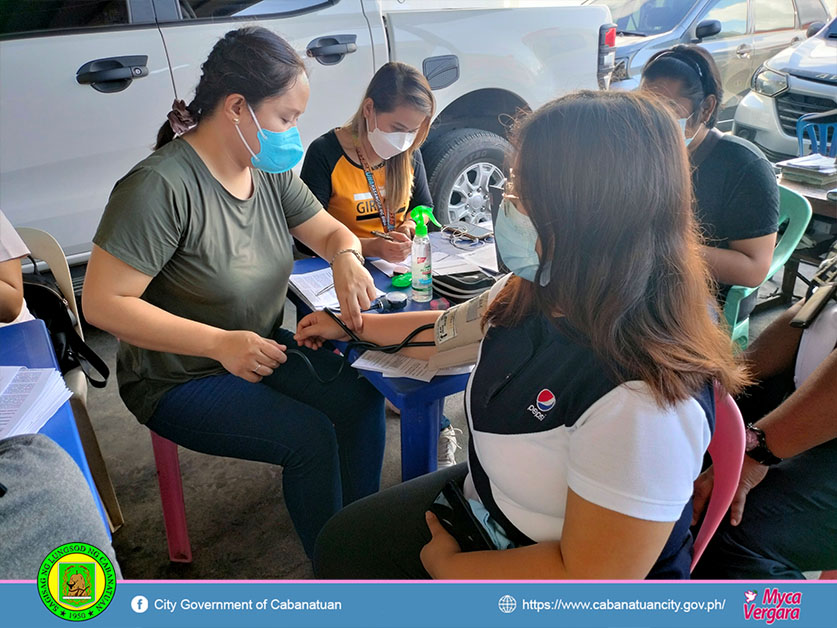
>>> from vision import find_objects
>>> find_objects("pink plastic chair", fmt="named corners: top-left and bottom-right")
top-left (690, 382), bottom-right (746, 572)
top-left (150, 432), bottom-right (192, 563)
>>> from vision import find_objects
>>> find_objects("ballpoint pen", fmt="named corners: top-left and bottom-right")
top-left (371, 230), bottom-right (396, 241)
top-left (315, 282), bottom-right (334, 297)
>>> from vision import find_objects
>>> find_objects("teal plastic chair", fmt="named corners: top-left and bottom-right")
top-left (723, 185), bottom-right (812, 349)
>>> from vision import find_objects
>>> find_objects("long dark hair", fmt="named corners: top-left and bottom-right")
top-left (347, 62), bottom-right (435, 214)
top-left (485, 91), bottom-right (747, 404)
top-left (155, 26), bottom-right (305, 149)
top-left (642, 44), bottom-right (723, 128)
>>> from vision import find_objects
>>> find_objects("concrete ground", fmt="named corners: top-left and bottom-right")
top-left (84, 272), bottom-right (807, 579)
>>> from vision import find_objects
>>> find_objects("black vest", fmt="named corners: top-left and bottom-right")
top-left (468, 315), bottom-right (715, 579)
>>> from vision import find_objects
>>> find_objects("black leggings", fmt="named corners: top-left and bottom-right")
top-left (314, 463), bottom-right (467, 579)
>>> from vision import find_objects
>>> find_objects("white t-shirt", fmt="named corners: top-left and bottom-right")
top-left (795, 299), bottom-right (837, 387)
top-left (0, 211), bottom-right (34, 325)
top-left (464, 275), bottom-right (711, 545)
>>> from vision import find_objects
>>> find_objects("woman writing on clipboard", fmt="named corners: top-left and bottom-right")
top-left (300, 62), bottom-right (435, 263)
top-left (301, 64), bottom-right (460, 467)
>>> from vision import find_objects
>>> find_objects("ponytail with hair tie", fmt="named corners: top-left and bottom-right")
top-left (167, 99), bottom-right (197, 136)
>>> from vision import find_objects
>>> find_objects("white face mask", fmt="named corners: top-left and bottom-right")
top-left (366, 110), bottom-right (417, 160)
top-left (677, 104), bottom-right (703, 147)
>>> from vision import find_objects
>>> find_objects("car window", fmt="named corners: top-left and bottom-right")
top-left (0, 0), bottom-right (135, 38)
top-left (177, 0), bottom-right (332, 20)
top-left (754, 0), bottom-right (797, 32)
top-left (590, 0), bottom-right (699, 36)
top-left (794, 0), bottom-right (829, 27)
top-left (700, 0), bottom-right (749, 40)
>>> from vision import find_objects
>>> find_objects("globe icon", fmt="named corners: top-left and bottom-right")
top-left (498, 595), bottom-right (517, 614)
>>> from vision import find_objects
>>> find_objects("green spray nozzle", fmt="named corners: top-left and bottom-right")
top-left (410, 205), bottom-right (441, 237)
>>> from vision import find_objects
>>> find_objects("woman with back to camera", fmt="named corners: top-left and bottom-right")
top-left (296, 91), bottom-right (748, 579)
top-left (82, 27), bottom-right (385, 559)
top-left (300, 62), bottom-right (435, 264)
top-left (641, 44), bottom-right (779, 314)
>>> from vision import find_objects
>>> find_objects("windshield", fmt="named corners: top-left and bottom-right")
top-left (591, 0), bottom-right (699, 36)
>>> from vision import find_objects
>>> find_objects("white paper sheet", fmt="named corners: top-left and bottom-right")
top-left (0, 367), bottom-right (72, 439)
top-left (463, 245), bottom-right (500, 273)
top-left (351, 352), bottom-right (439, 382)
top-left (289, 267), bottom-right (384, 310)
top-left (350, 352), bottom-right (474, 382)
top-left (371, 258), bottom-right (411, 278)
top-left (0, 366), bottom-right (20, 396)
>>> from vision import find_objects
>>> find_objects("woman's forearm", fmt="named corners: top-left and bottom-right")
top-left (0, 259), bottom-right (24, 323)
top-left (323, 225), bottom-right (363, 263)
top-left (758, 350), bottom-right (837, 459)
top-left (702, 245), bottom-right (765, 287)
top-left (359, 237), bottom-right (379, 258)
top-left (440, 542), bottom-right (568, 580)
top-left (0, 280), bottom-right (23, 323)
top-left (353, 311), bottom-right (442, 359)
top-left (84, 292), bottom-right (227, 361)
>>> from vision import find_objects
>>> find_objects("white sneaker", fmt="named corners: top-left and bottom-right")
top-left (437, 426), bottom-right (463, 468)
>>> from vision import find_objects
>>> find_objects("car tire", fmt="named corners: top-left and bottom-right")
top-left (423, 128), bottom-right (512, 225)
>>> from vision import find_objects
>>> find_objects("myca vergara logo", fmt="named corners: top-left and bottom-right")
top-left (37, 543), bottom-right (117, 621)
top-left (743, 588), bottom-right (801, 624)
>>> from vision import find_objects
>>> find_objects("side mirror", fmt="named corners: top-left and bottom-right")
top-left (694, 19), bottom-right (722, 42)
top-left (805, 21), bottom-right (825, 38)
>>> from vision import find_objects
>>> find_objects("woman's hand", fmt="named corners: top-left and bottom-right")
top-left (691, 467), bottom-right (714, 526)
top-left (729, 457), bottom-right (769, 526)
top-left (294, 311), bottom-right (351, 350)
top-left (208, 330), bottom-right (287, 383)
top-left (331, 252), bottom-right (378, 330)
top-left (420, 511), bottom-right (462, 579)
top-left (395, 219), bottom-right (416, 239)
top-left (372, 231), bottom-right (412, 263)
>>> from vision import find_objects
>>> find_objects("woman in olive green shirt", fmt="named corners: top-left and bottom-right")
top-left (83, 27), bottom-right (384, 559)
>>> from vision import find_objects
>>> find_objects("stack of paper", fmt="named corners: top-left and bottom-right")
top-left (778, 154), bottom-right (837, 186)
top-left (370, 233), bottom-right (499, 277)
top-left (289, 267), bottom-right (384, 310)
top-left (0, 366), bottom-right (72, 439)
top-left (351, 351), bottom-right (473, 382)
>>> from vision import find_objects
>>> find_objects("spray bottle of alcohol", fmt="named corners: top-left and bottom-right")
top-left (409, 205), bottom-right (442, 302)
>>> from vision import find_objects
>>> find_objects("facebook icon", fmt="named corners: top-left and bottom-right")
top-left (131, 595), bottom-right (149, 614)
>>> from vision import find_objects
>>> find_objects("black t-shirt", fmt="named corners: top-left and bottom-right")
top-left (692, 132), bottom-right (779, 249)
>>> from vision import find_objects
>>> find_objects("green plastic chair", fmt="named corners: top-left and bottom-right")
top-left (723, 185), bottom-right (812, 350)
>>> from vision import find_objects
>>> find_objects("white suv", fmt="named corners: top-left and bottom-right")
top-left (1, 0), bottom-right (615, 289)
top-left (733, 18), bottom-right (837, 161)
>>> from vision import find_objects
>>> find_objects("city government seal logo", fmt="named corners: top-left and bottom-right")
top-left (37, 543), bottom-right (116, 621)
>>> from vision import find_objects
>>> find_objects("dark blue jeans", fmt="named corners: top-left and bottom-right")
top-left (146, 328), bottom-right (385, 558)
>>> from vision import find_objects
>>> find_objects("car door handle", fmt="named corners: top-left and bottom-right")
top-left (76, 55), bottom-right (148, 93)
top-left (735, 44), bottom-right (753, 58)
top-left (306, 35), bottom-right (357, 65)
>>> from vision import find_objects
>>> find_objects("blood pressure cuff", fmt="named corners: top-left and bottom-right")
top-left (428, 291), bottom-right (490, 370)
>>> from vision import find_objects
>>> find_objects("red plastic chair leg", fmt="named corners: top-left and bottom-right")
top-left (150, 432), bottom-right (192, 563)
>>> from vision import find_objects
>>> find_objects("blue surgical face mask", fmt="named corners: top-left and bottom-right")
top-left (677, 109), bottom-right (701, 147)
top-left (235, 104), bottom-right (304, 173)
top-left (494, 197), bottom-right (548, 284)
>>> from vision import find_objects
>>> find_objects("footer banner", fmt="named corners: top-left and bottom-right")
top-left (2, 580), bottom-right (834, 627)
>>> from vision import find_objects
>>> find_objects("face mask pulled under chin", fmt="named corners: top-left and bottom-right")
top-left (235, 104), bottom-right (304, 173)
top-left (366, 111), bottom-right (417, 160)
top-left (494, 198), bottom-right (550, 285)
top-left (677, 105), bottom-right (704, 147)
